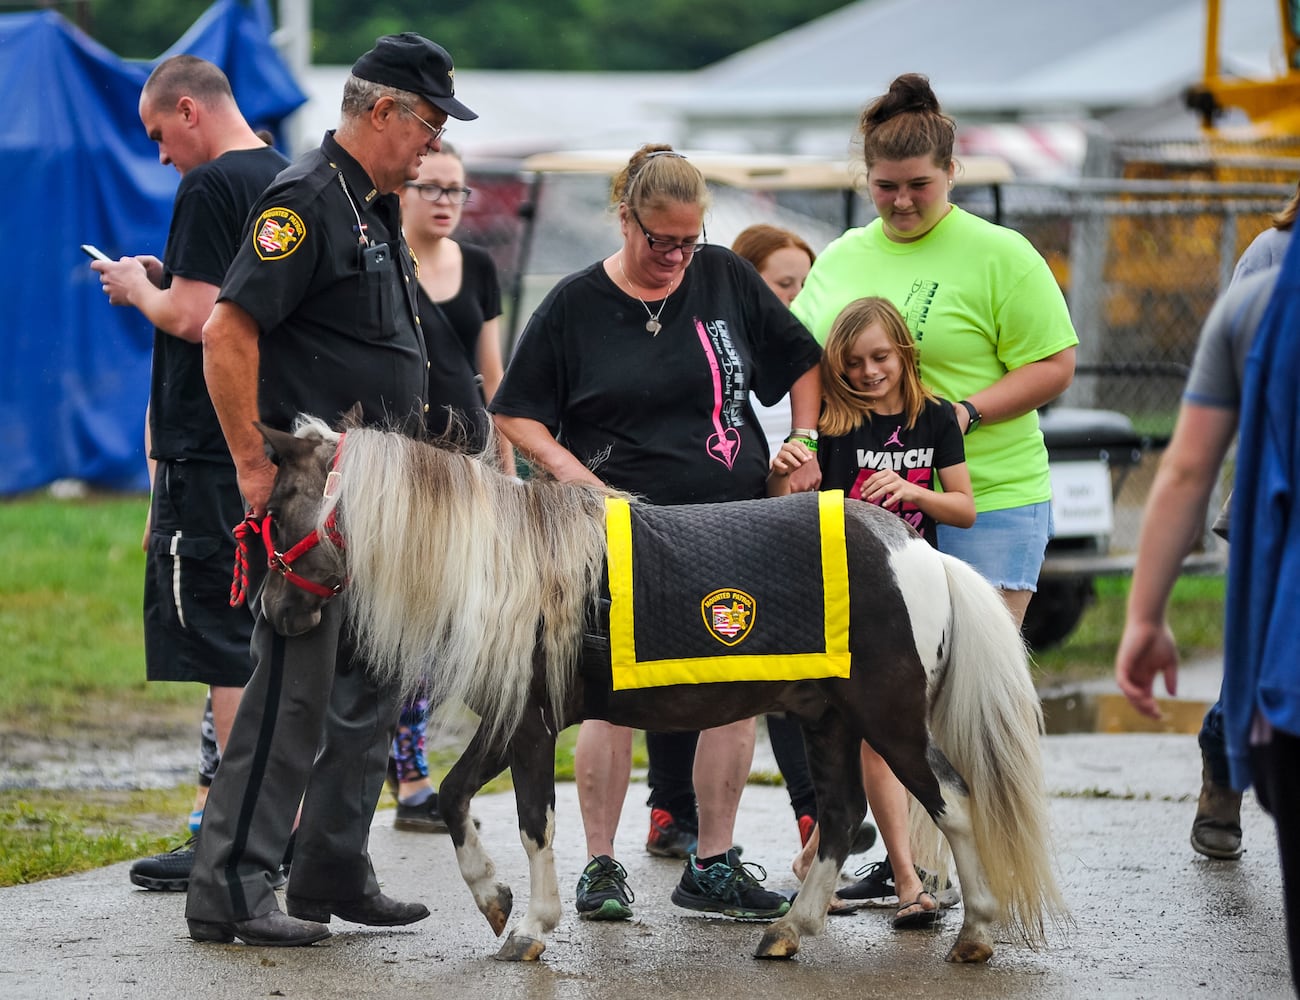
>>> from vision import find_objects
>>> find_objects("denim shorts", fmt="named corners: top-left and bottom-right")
top-left (935, 500), bottom-right (1054, 592)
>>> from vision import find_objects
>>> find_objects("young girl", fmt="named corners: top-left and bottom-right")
top-left (770, 295), bottom-right (973, 537)
top-left (769, 295), bottom-right (974, 929)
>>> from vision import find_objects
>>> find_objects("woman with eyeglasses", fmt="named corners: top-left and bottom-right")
top-left (399, 142), bottom-right (508, 464)
top-left (388, 142), bottom-right (509, 835)
top-left (491, 143), bottom-right (823, 924)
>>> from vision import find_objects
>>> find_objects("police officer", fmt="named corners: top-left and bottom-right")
top-left (187, 33), bottom-right (477, 948)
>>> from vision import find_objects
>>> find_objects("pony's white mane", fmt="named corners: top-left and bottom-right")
top-left (293, 413), bottom-right (341, 442)
top-left (316, 423), bottom-right (611, 744)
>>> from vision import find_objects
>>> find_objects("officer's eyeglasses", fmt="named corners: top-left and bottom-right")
top-left (396, 103), bottom-right (447, 143)
top-left (404, 183), bottom-right (473, 205)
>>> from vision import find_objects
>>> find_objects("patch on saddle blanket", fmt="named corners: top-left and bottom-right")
top-left (604, 490), bottom-right (850, 690)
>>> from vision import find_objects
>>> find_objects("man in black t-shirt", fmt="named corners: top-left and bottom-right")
top-left (91, 54), bottom-right (288, 892)
top-left (187, 34), bottom-right (477, 949)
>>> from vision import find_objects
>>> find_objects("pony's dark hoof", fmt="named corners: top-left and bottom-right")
top-left (754, 926), bottom-right (799, 959)
top-left (482, 885), bottom-right (514, 937)
top-left (494, 934), bottom-right (545, 961)
top-left (946, 937), bottom-right (994, 963)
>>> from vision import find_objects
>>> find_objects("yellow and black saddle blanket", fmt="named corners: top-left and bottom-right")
top-left (602, 490), bottom-right (851, 690)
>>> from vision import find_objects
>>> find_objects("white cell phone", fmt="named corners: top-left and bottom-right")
top-left (80, 244), bottom-right (112, 262)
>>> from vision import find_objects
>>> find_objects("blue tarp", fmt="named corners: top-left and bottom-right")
top-left (0, 0), bottom-right (305, 495)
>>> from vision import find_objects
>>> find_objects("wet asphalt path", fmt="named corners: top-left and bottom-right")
top-left (0, 725), bottom-right (1292, 1000)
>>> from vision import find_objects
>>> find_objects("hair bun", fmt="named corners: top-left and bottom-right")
top-left (865, 73), bottom-right (941, 128)
top-left (858, 73), bottom-right (954, 167)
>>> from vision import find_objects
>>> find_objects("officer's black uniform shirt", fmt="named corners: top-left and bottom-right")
top-left (220, 131), bottom-right (428, 431)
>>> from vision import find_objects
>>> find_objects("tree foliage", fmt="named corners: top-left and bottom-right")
top-left (29, 0), bottom-right (854, 69)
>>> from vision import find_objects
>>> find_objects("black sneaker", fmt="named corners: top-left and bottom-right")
top-left (129, 837), bottom-right (196, 891)
top-left (837, 858), bottom-right (960, 910)
top-left (836, 858), bottom-right (897, 908)
top-left (646, 807), bottom-right (697, 859)
top-left (670, 849), bottom-right (790, 919)
top-left (130, 834), bottom-right (289, 892)
top-left (394, 793), bottom-right (450, 833)
top-left (575, 855), bottom-right (635, 920)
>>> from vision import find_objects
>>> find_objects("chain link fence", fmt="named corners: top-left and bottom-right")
top-left (1045, 181), bottom-right (1286, 554)
top-left (950, 170), bottom-right (1297, 557)
top-left (460, 156), bottom-right (1300, 560)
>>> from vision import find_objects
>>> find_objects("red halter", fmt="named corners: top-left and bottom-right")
top-left (229, 433), bottom-right (348, 607)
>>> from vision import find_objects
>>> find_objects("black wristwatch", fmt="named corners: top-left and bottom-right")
top-left (958, 399), bottom-right (981, 434)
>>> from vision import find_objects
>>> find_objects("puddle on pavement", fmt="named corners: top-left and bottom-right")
top-left (1040, 690), bottom-right (1210, 735)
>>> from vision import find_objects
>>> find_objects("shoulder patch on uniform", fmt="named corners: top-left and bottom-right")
top-left (253, 207), bottom-right (305, 261)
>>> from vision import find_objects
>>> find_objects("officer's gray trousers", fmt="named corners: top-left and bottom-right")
top-left (186, 594), bottom-right (402, 923)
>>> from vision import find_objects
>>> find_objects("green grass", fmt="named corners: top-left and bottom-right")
top-left (0, 493), bottom-right (1219, 887)
top-left (0, 492), bottom-right (195, 729)
top-left (1032, 574), bottom-right (1225, 678)
top-left (0, 787), bottom-right (194, 886)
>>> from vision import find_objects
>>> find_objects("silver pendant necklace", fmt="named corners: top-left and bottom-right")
top-left (618, 255), bottom-right (677, 334)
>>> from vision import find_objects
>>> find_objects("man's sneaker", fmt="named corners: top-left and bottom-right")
top-left (394, 793), bottom-right (449, 833)
top-left (129, 837), bottom-right (197, 891)
top-left (130, 833), bottom-right (289, 891)
top-left (670, 849), bottom-right (790, 919)
top-left (837, 857), bottom-right (960, 910)
top-left (646, 807), bottom-right (697, 859)
top-left (797, 813), bottom-right (816, 846)
top-left (575, 855), bottom-right (635, 920)
top-left (1191, 762), bottom-right (1244, 860)
top-left (836, 857), bottom-right (897, 908)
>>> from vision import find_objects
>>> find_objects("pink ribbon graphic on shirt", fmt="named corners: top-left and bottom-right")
top-left (694, 317), bottom-right (740, 469)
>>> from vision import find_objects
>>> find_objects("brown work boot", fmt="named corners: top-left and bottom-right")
top-left (1190, 763), bottom-right (1243, 860)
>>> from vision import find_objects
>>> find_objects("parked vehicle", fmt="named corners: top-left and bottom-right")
top-left (1028, 406), bottom-right (1144, 650)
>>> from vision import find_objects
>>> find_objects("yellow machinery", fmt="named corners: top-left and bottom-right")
top-left (1185, 0), bottom-right (1300, 138)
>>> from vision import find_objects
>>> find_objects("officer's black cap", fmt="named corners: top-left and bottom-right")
top-left (351, 33), bottom-right (477, 122)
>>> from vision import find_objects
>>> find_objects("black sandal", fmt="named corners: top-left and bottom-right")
top-left (892, 891), bottom-right (941, 930)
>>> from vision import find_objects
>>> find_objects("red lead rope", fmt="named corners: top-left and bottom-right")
top-left (229, 434), bottom-right (348, 609)
top-left (229, 510), bottom-right (345, 608)
top-left (229, 512), bottom-right (264, 608)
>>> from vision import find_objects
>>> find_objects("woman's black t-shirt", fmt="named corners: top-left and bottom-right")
top-left (420, 242), bottom-right (502, 450)
top-left (491, 247), bottom-right (821, 505)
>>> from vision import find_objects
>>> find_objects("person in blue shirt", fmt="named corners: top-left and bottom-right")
top-left (1116, 260), bottom-right (1299, 991)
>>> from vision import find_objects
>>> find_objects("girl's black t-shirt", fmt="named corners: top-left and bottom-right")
top-left (817, 398), bottom-right (965, 544)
